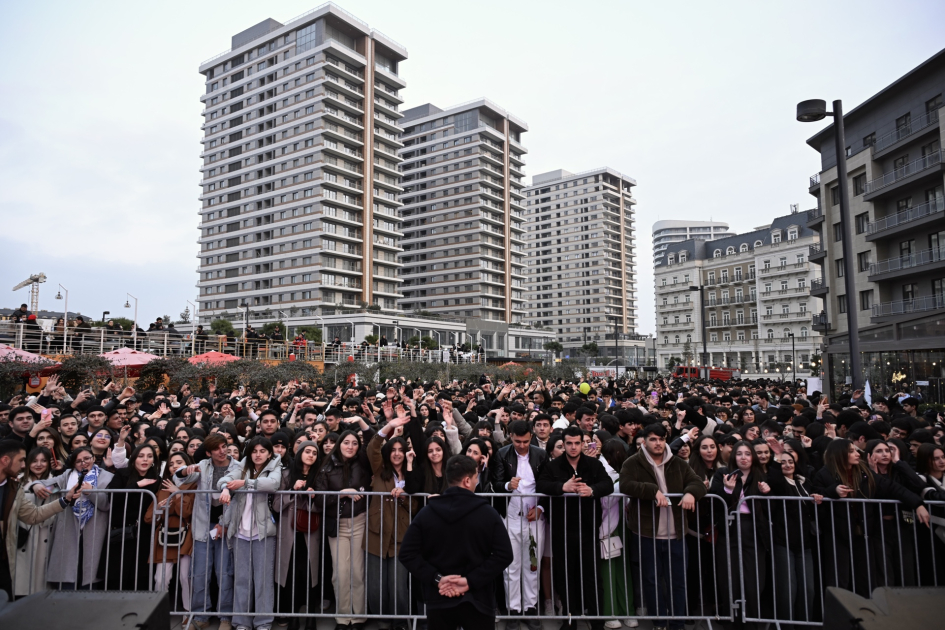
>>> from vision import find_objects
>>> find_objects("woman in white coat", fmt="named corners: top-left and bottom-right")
top-left (31, 446), bottom-right (114, 590)
top-left (15, 447), bottom-right (56, 596)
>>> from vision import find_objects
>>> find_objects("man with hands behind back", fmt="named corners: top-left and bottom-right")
top-left (399, 455), bottom-right (513, 630)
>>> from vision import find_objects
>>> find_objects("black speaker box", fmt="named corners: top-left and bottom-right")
top-left (0, 590), bottom-right (170, 630)
top-left (824, 586), bottom-right (945, 629)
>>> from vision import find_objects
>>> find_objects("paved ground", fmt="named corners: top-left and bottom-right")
top-left (169, 619), bottom-right (677, 630)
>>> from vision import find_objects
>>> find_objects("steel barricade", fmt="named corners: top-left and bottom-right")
top-left (18, 486), bottom-right (159, 594)
top-left (735, 495), bottom-right (945, 627)
top-left (164, 488), bottom-right (431, 628)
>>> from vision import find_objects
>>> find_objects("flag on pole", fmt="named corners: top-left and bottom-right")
top-left (864, 379), bottom-right (872, 406)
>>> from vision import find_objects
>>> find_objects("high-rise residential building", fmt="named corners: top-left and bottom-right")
top-left (524, 168), bottom-right (645, 362)
top-left (196, 5), bottom-right (407, 323)
top-left (803, 47), bottom-right (944, 399)
top-left (398, 99), bottom-right (529, 323)
top-left (654, 211), bottom-right (823, 374)
top-left (652, 220), bottom-right (730, 265)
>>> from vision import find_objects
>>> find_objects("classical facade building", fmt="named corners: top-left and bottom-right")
top-left (655, 212), bottom-right (823, 375)
top-left (652, 220), bottom-right (730, 266)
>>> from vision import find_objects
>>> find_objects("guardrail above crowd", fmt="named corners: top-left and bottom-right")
top-left (0, 323), bottom-right (486, 364)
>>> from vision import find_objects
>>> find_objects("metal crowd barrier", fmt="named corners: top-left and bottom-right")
top-left (20, 486), bottom-right (943, 629)
top-left (735, 495), bottom-right (945, 627)
top-left (13, 487), bottom-right (158, 595)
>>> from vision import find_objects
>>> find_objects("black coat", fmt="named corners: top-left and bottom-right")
top-left (810, 465), bottom-right (923, 541)
top-left (766, 462), bottom-right (816, 551)
top-left (536, 454), bottom-right (613, 537)
top-left (709, 467), bottom-right (772, 550)
top-left (399, 486), bottom-right (513, 616)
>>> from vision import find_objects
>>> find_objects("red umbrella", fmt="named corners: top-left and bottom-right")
top-left (100, 347), bottom-right (161, 368)
top-left (189, 351), bottom-right (240, 365)
top-left (0, 344), bottom-right (60, 376)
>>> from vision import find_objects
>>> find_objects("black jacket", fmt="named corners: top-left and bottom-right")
top-left (493, 444), bottom-right (548, 517)
top-left (810, 465), bottom-right (923, 541)
top-left (536, 454), bottom-right (613, 538)
top-left (765, 462), bottom-right (816, 551)
top-left (399, 486), bottom-right (513, 615)
top-left (709, 467), bottom-right (772, 550)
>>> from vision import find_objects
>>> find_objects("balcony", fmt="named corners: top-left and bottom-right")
top-left (863, 149), bottom-right (944, 199)
top-left (866, 196), bottom-right (945, 241)
top-left (812, 312), bottom-right (829, 332)
top-left (810, 277), bottom-right (828, 297)
top-left (872, 294), bottom-right (945, 319)
top-left (807, 207), bottom-right (824, 228)
top-left (809, 243), bottom-right (827, 262)
top-left (868, 246), bottom-right (945, 281)
top-left (873, 107), bottom-right (941, 156)
top-left (809, 173), bottom-right (821, 190)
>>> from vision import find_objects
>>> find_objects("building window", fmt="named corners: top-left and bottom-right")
top-left (831, 186), bottom-right (840, 206)
top-left (772, 231), bottom-right (782, 244)
top-left (740, 243), bottom-right (748, 252)
top-left (835, 258), bottom-right (845, 278)
top-left (857, 251), bottom-right (871, 273)
top-left (927, 95), bottom-right (943, 113)
top-left (863, 133), bottom-right (876, 148)
top-left (859, 290), bottom-right (873, 311)
top-left (838, 294), bottom-right (847, 314)
top-left (788, 228), bottom-right (798, 241)
top-left (767, 329), bottom-right (774, 339)
top-left (855, 212), bottom-right (869, 234)
top-left (902, 283), bottom-right (916, 301)
top-left (854, 174), bottom-right (867, 196)
top-left (714, 249), bottom-right (722, 258)
top-left (833, 222), bottom-right (844, 242)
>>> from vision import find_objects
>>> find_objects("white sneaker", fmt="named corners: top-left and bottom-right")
top-left (543, 600), bottom-right (555, 617)
top-left (623, 620), bottom-right (639, 628)
top-left (605, 621), bottom-right (622, 629)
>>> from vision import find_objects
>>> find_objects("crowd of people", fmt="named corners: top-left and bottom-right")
top-left (0, 369), bottom-right (943, 630)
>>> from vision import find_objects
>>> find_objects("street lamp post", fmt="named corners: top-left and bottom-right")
top-left (797, 98), bottom-right (862, 390)
top-left (788, 332), bottom-right (797, 383)
top-left (689, 285), bottom-right (707, 376)
top-left (186, 301), bottom-right (197, 356)
top-left (125, 293), bottom-right (138, 346)
top-left (611, 315), bottom-right (619, 372)
top-left (55, 285), bottom-right (68, 353)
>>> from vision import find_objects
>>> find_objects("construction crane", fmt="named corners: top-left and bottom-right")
top-left (12, 273), bottom-right (47, 314)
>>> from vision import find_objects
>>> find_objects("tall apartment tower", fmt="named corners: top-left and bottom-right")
top-left (524, 168), bottom-right (641, 361)
top-left (196, 5), bottom-right (407, 322)
top-left (398, 100), bottom-right (529, 322)
top-left (803, 47), bottom-right (944, 397)
top-left (652, 220), bottom-right (730, 265)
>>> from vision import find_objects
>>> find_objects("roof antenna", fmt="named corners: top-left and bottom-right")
top-left (790, 203), bottom-right (799, 214)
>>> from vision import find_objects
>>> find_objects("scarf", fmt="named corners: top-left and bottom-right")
top-left (72, 465), bottom-right (100, 529)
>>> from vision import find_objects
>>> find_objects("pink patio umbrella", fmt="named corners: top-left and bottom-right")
top-left (189, 350), bottom-right (241, 365)
top-left (0, 343), bottom-right (60, 375)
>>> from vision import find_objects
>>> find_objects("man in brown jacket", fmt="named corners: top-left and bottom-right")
top-left (619, 424), bottom-right (705, 630)
top-left (1, 440), bottom-right (76, 598)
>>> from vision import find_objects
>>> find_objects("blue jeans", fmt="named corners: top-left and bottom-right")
top-left (636, 535), bottom-right (688, 630)
top-left (191, 537), bottom-right (235, 622)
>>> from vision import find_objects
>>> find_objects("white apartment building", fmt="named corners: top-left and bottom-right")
top-left (195, 5), bottom-right (407, 324)
top-left (397, 99), bottom-right (529, 323)
top-left (652, 220), bottom-right (730, 266)
top-left (654, 211), bottom-right (823, 375)
top-left (524, 168), bottom-right (646, 363)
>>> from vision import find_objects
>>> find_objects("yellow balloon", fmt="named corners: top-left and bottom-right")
top-left (579, 382), bottom-right (591, 395)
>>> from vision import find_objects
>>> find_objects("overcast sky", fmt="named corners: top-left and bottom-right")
top-left (2, 0), bottom-right (943, 333)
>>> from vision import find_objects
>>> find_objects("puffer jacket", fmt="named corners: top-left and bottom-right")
top-left (218, 455), bottom-right (282, 544)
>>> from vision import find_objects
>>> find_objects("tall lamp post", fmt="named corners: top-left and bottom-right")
top-left (186, 301), bottom-right (197, 356)
top-left (125, 293), bottom-right (138, 346)
top-left (611, 315), bottom-right (620, 375)
top-left (797, 99), bottom-right (862, 389)
top-left (688, 285), bottom-right (708, 375)
top-left (788, 332), bottom-right (797, 383)
top-left (55, 285), bottom-right (68, 353)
